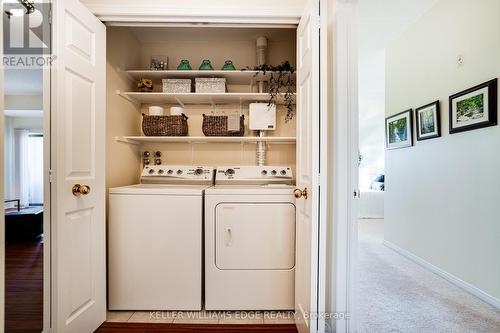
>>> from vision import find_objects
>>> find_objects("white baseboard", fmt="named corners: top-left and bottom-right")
top-left (383, 240), bottom-right (500, 309)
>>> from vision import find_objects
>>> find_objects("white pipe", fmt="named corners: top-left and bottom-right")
top-left (256, 130), bottom-right (266, 166)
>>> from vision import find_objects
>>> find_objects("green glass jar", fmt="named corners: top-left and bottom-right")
top-left (177, 60), bottom-right (192, 70)
top-left (221, 60), bottom-right (236, 70)
top-left (198, 59), bottom-right (214, 70)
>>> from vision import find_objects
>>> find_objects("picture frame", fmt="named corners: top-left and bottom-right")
top-left (385, 109), bottom-right (413, 150)
top-left (415, 100), bottom-right (441, 141)
top-left (449, 78), bottom-right (497, 134)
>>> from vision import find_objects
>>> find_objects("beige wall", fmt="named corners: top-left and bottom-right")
top-left (107, 26), bottom-right (297, 181)
top-left (385, 0), bottom-right (500, 302)
top-left (106, 27), bottom-right (142, 188)
top-left (5, 94), bottom-right (42, 110)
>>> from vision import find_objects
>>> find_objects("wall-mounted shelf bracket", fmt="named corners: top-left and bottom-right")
top-left (116, 90), bottom-right (141, 108)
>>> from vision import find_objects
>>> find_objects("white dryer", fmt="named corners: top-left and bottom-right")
top-left (205, 166), bottom-right (295, 310)
top-left (108, 165), bottom-right (214, 310)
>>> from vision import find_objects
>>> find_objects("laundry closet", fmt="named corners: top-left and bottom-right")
top-left (105, 25), bottom-right (300, 312)
top-left (106, 27), bottom-right (297, 183)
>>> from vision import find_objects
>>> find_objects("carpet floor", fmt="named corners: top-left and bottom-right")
top-left (357, 219), bottom-right (500, 333)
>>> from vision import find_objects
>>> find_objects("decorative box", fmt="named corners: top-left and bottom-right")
top-left (162, 79), bottom-right (192, 93)
top-left (195, 78), bottom-right (227, 93)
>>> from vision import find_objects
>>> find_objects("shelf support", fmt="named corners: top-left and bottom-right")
top-left (116, 67), bottom-right (133, 82)
top-left (174, 96), bottom-right (185, 108)
top-left (116, 90), bottom-right (140, 108)
top-left (114, 136), bottom-right (140, 145)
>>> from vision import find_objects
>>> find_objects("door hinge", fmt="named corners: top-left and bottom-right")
top-left (48, 169), bottom-right (54, 183)
top-left (48, 9), bottom-right (52, 25)
top-left (353, 189), bottom-right (361, 199)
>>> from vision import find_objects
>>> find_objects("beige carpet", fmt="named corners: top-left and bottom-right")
top-left (357, 219), bottom-right (500, 333)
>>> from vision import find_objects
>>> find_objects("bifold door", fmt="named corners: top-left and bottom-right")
top-left (51, 0), bottom-right (106, 331)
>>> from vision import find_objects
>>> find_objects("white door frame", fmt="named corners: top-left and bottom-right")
top-left (0, 11), bottom-right (5, 332)
top-left (331, 1), bottom-right (359, 333)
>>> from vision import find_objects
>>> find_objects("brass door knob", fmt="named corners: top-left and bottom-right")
top-left (294, 187), bottom-right (308, 199)
top-left (72, 184), bottom-right (91, 196)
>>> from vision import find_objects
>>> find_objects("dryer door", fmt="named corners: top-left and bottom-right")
top-left (215, 203), bottom-right (296, 270)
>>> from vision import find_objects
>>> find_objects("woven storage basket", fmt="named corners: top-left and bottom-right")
top-left (202, 114), bottom-right (245, 136)
top-left (142, 114), bottom-right (188, 136)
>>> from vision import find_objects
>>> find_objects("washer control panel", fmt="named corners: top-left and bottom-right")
top-left (141, 165), bottom-right (214, 184)
top-left (215, 166), bottom-right (293, 185)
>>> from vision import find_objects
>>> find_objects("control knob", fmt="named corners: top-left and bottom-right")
top-left (195, 168), bottom-right (204, 175)
top-left (225, 168), bottom-right (235, 176)
top-left (280, 170), bottom-right (287, 176)
top-left (177, 170), bottom-right (183, 175)
top-left (148, 169), bottom-right (155, 175)
top-left (271, 170), bottom-right (277, 175)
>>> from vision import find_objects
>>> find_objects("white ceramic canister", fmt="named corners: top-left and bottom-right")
top-left (170, 106), bottom-right (184, 116)
top-left (149, 106), bottom-right (164, 116)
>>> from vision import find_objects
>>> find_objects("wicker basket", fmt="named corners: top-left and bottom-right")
top-left (142, 114), bottom-right (188, 136)
top-left (202, 114), bottom-right (244, 136)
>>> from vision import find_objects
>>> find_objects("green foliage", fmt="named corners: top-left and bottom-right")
top-left (457, 93), bottom-right (484, 118)
top-left (244, 61), bottom-right (295, 122)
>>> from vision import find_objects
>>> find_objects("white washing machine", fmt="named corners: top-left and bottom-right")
top-left (108, 165), bottom-right (214, 310)
top-left (205, 166), bottom-right (296, 310)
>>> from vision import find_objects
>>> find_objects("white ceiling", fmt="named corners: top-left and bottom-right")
top-left (358, 0), bottom-right (439, 95)
top-left (358, 0), bottom-right (439, 57)
top-left (4, 69), bottom-right (43, 95)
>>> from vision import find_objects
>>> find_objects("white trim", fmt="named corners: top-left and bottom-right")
top-left (84, 4), bottom-right (302, 25)
top-left (317, 0), bottom-right (329, 331)
top-left (383, 240), bottom-right (500, 309)
top-left (331, 1), bottom-right (359, 333)
top-left (0, 9), bottom-right (5, 332)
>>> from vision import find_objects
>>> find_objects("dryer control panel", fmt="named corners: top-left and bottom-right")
top-left (215, 166), bottom-right (293, 185)
top-left (141, 165), bottom-right (214, 184)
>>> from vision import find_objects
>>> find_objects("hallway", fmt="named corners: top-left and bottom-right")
top-left (357, 219), bottom-right (500, 333)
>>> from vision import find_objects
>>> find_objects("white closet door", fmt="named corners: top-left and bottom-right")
top-left (51, 0), bottom-right (106, 331)
top-left (295, 0), bottom-right (322, 332)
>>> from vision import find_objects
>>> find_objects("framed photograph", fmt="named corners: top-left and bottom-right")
top-left (415, 100), bottom-right (441, 141)
top-left (385, 109), bottom-right (413, 149)
top-left (449, 78), bottom-right (497, 134)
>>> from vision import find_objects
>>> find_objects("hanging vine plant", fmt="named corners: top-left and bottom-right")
top-left (243, 61), bottom-right (295, 122)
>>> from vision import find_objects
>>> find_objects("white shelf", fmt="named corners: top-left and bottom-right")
top-left (124, 70), bottom-right (295, 85)
top-left (116, 91), bottom-right (295, 106)
top-left (115, 136), bottom-right (296, 145)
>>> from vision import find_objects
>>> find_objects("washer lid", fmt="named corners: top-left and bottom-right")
top-left (205, 184), bottom-right (294, 195)
top-left (109, 184), bottom-right (211, 195)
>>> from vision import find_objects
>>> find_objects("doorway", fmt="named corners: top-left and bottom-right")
top-left (3, 68), bottom-right (44, 332)
top-left (355, 1), bottom-right (500, 332)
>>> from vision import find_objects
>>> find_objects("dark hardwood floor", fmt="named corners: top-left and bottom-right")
top-left (5, 240), bottom-right (43, 333)
top-left (95, 322), bottom-right (298, 333)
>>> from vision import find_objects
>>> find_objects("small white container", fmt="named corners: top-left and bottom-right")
top-left (148, 106), bottom-right (164, 116)
top-left (170, 106), bottom-right (184, 116)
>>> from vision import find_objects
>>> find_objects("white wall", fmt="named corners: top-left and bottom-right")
top-left (385, 0), bottom-right (500, 302)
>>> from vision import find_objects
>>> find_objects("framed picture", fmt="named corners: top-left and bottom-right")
top-left (449, 78), bottom-right (497, 134)
top-left (385, 109), bottom-right (413, 149)
top-left (415, 100), bottom-right (441, 141)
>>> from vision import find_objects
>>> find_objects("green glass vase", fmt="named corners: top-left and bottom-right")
top-left (221, 60), bottom-right (236, 70)
top-left (177, 60), bottom-right (192, 70)
top-left (198, 59), bottom-right (214, 70)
